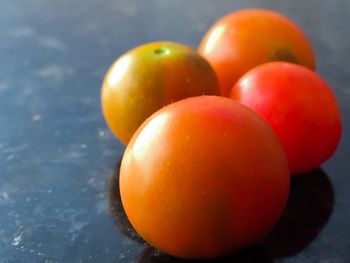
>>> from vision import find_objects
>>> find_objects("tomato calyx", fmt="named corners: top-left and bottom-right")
top-left (153, 47), bottom-right (170, 55)
top-left (273, 49), bottom-right (298, 64)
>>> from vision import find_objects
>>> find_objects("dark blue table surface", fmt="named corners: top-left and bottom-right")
top-left (1, 0), bottom-right (349, 262)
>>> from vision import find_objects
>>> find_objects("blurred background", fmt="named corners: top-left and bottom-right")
top-left (0, 0), bottom-right (349, 262)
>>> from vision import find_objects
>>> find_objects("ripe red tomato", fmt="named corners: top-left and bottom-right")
top-left (120, 96), bottom-right (290, 259)
top-left (101, 41), bottom-right (219, 144)
top-left (199, 9), bottom-right (315, 96)
top-left (231, 62), bottom-right (342, 174)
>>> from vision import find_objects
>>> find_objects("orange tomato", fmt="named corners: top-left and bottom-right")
top-left (199, 9), bottom-right (315, 96)
top-left (120, 96), bottom-right (290, 259)
top-left (231, 62), bottom-right (342, 174)
top-left (101, 41), bottom-right (219, 144)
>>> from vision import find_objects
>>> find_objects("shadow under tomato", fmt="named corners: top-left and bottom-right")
top-left (261, 168), bottom-right (334, 257)
top-left (135, 245), bottom-right (272, 263)
top-left (108, 159), bottom-right (334, 261)
top-left (107, 157), bottom-right (145, 244)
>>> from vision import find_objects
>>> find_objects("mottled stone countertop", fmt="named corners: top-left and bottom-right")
top-left (0, 0), bottom-right (349, 262)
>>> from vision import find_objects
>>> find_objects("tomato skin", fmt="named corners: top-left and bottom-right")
top-left (199, 9), bottom-right (315, 96)
top-left (231, 62), bottom-right (342, 174)
top-left (120, 96), bottom-right (290, 259)
top-left (101, 41), bottom-right (220, 144)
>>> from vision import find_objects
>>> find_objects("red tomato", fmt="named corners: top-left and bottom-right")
top-left (231, 62), bottom-right (342, 174)
top-left (101, 41), bottom-right (219, 144)
top-left (199, 9), bottom-right (315, 96)
top-left (120, 96), bottom-right (290, 259)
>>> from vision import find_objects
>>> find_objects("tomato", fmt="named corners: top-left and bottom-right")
top-left (198, 9), bottom-right (315, 96)
top-left (120, 96), bottom-right (290, 259)
top-left (230, 62), bottom-right (342, 174)
top-left (101, 41), bottom-right (220, 144)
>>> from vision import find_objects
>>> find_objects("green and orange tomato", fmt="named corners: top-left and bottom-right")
top-left (101, 41), bottom-right (220, 144)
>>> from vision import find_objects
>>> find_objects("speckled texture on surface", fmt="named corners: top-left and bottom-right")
top-left (0, 0), bottom-right (349, 262)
